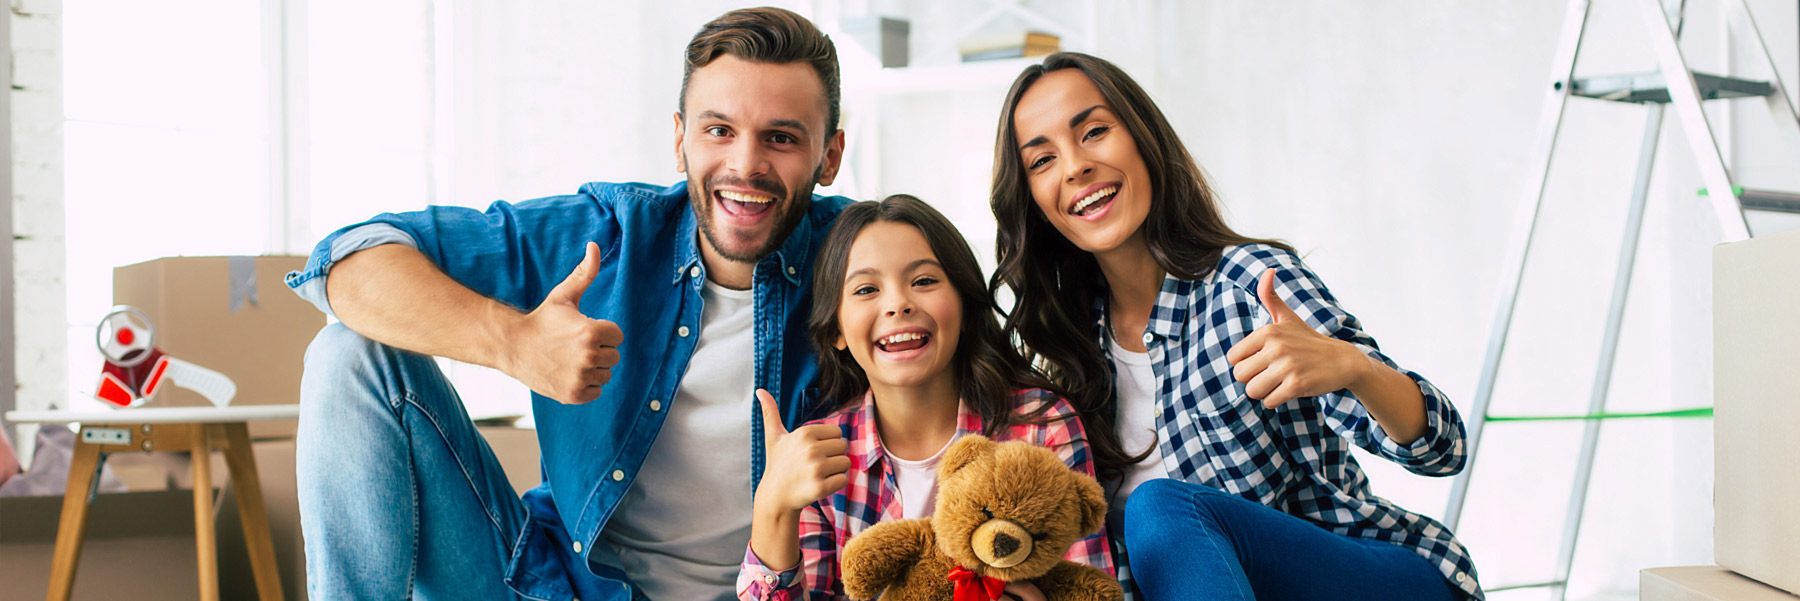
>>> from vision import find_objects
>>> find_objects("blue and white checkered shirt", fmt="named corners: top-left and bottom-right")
top-left (1105, 243), bottom-right (1482, 600)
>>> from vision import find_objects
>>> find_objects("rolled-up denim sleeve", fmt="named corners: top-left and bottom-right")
top-left (286, 223), bottom-right (419, 320)
top-left (284, 192), bottom-right (618, 322)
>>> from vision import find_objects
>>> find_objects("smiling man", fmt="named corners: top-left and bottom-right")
top-left (283, 8), bottom-right (850, 600)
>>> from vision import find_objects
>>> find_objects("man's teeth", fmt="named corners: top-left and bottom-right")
top-left (877, 332), bottom-right (925, 346)
top-left (720, 190), bottom-right (774, 204)
top-left (1072, 186), bottom-right (1117, 214)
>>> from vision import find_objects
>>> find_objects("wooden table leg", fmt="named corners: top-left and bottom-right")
top-left (192, 424), bottom-right (220, 601)
top-left (45, 437), bottom-right (102, 601)
top-left (222, 422), bottom-right (285, 601)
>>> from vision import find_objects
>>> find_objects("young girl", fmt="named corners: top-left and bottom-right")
top-left (737, 195), bottom-right (1112, 601)
top-left (988, 53), bottom-right (1482, 601)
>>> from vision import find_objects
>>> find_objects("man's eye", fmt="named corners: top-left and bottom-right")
top-left (705, 126), bottom-right (729, 137)
top-left (770, 133), bottom-right (796, 145)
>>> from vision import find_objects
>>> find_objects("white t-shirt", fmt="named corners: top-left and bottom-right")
top-left (1110, 334), bottom-right (1170, 506)
top-left (600, 280), bottom-right (755, 601)
top-left (887, 431), bottom-right (963, 520)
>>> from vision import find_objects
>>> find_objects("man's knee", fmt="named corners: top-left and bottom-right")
top-left (301, 323), bottom-right (423, 411)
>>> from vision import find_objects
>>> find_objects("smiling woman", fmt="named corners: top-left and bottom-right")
top-left (988, 52), bottom-right (1481, 601)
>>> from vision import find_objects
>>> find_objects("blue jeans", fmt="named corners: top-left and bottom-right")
top-left (297, 324), bottom-right (527, 600)
top-left (1122, 479), bottom-right (1461, 601)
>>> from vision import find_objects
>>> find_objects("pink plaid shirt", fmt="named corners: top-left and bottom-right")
top-left (737, 388), bottom-right (1115, 601)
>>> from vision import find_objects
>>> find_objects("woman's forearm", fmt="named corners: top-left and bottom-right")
top-left (1345, 354), bottom-right (1429, 445)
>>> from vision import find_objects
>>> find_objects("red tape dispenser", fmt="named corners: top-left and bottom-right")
top-left (94, 305), bottom-right (237, 408)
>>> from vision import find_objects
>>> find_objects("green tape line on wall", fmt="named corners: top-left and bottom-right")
top-left (1485, 407), bottom-right (1713, 422)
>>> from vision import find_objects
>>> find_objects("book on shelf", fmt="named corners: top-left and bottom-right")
top-left (958, 30), bottom-right (1060, 62)
top-left (960, 45), bottom-right (1059, 62)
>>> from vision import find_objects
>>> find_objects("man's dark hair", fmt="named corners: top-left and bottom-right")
top-left (681, 7), bottom-right (841, 137)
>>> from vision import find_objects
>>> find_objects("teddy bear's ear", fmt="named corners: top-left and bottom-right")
top-left (1072, 471), bottom-right (1108, 535)
top-left (939, 434), bottom-right (995, 478)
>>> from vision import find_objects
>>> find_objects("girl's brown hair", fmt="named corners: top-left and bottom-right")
top-left (988, 52), bottom-right (1291, 484)
top-left (811, 195), bottom-right (1061, 436)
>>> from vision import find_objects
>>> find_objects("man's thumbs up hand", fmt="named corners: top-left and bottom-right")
top-left (505, 242), bottom-right (624, 405)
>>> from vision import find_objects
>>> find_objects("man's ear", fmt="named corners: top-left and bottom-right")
top-left (673, 112), bottom-right (686, 174)
top-left (816, 129), bottom-right (846, 186)
top-left (939, 435), bottom-right (994, 478)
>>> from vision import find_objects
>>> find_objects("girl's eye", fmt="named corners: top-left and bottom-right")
top-left (913, 276), bottom-right (939, 287)
top-left (851, 284), bottom-right (877, 296)
top-left (1028, 155), bottom-right (1052, 170)
top-left (1083, 125), bottom-right (1109, 141)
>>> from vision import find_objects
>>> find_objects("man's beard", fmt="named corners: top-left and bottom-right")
top-left (687, 158), bottom-right (822, 264)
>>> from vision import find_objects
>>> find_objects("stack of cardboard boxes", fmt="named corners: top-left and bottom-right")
top-left (1640, 230), bottom-right (1800, 600)
top-left (0, 256), bottom-right (542, 600)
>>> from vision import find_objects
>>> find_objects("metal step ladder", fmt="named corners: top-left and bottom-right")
top-left (1442, 0), bottom-right (1800, 598)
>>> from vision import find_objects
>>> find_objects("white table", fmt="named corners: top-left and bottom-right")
top-left (6, 405), bottom-right (299, 601)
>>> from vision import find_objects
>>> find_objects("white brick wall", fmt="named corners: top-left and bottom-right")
top-left (11, 0), bottom-right (66, 425)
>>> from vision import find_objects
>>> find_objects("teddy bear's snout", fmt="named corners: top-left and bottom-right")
top-left (971, 518), bottom-right (1034, 568)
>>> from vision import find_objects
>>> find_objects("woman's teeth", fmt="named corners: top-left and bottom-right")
top-left (1072, 186), bottom-right (1117, 215)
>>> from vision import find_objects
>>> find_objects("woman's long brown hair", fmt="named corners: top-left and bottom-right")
top-left (811, 195), bottom-right (1064, 436)
top-left (988, 53), bottom-right (1291, 485)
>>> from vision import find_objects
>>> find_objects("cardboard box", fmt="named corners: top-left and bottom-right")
top-left (112, 256), bottom-right (323, 439)
top-left (0, 490), bottom-right (203, 601)
top-left (212, 426), bottom-right (541, 600)
top-left (1714, 230), bottom-right (1800, 595)
top-left (1641, 566), bottom-right (1800, 600)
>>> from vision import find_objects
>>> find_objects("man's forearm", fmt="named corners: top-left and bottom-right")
top-left (326, 244), bottom-right (520, 371)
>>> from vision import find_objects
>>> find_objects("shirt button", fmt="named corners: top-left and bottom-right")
top-left (689, 265), bottom-right (701, 278)
top-left (678, 326), bottom-right (691, 337)
top-left (1455, 573), bottom-right (1466, 583)
top-left (786, 266), bottom-right (796, 276)
top-left (649, 399), bottom-right (662, 412)
top-left (612, 469), bottom-right (625, 481)
top-left (1142, 332), bottom-right (1154, 345)
top-left (764, 574), bottom-right (776, 585)
top-left (573, 541), bottom-right (583, 553)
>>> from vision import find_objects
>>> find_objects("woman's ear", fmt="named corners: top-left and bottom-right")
top-left (939, 435), bottom-right (995, 478)
top-left (834, 332), bottom-right (848, 351)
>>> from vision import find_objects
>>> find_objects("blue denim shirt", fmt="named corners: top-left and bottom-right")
top-left (285, 181), bottom-right (852, 600)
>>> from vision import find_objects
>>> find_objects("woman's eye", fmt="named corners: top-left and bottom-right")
top-left (1083, 125), bottom-right (1109, 141)
top-left (1028, 155), bottom-right (1052, 170)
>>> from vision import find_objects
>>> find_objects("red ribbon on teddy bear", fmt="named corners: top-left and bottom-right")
top-left (947, 566), bottom-right (1008, 601)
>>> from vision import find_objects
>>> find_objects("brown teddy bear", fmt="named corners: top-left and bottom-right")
top-left (840, 435), bottom-right (1123, 601)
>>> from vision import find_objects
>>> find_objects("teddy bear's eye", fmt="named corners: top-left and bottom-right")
top-left (1031, 531), bottom-right (1047, 541)
top-left (981, 507), bottom-right (994, 520)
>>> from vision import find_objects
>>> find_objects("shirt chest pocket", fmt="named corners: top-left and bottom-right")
top-left (1181, 400), bottom-right (1285, 501)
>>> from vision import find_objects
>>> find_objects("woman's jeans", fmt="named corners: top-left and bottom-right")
top-left (1122, 478), bottom-right (1462, 601)
top-left (297, 324), bottom-right (527, 600)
